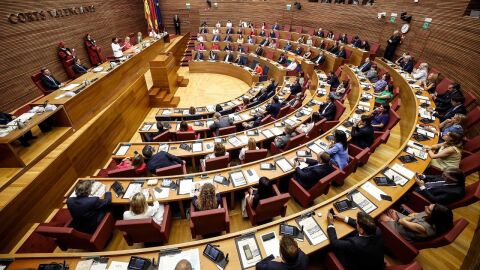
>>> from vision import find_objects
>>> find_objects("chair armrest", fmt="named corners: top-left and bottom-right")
top-left (323, 252), bottom-right (346, 270)
top-left (288, 178), bottom-right (311, 207)
top-left (378, 221), bottom-right (419, 263)
top-left (400, 204), bottom-right (415, 214)
top-left (321, 120), bottom-right (340, 132)
top-left (222, 197), bottom-right (230, 231)
top-left (272, 184), bottom-right (281, 196)
top-left (160, 204), bottom-right (171, 234)
top-left (405, 191), bottom-right (432, 213)
top-left (90, 213), bottom-right (115, 251)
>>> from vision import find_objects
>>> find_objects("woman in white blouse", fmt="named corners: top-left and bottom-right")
top-left (306, 36), bottom-right (313, 46)
top-left (215, 21), bottom-right (221, 28)
top-left (296, 112), bottom-right (321, 134)
top-left (239, 138), bottom-right (259, 161)
top-left (123, 191), bottom-right (165, 224)
top-left (412, 63), bottom-right (429, 82)
top-left (197, 35), bottom-right (205, 43)
top-left (212, 27), bottom-right (219, 34)
top-left (111, 37), bottom-right (123, 58)
top-left (236, 34), bottom-right (244, 44)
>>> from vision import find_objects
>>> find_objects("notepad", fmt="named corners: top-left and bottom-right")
top-left (261, 129), bottom-right (275, 138)
top-left (230, 171), bottom-right (247, 187)
top-left (162, 110), bottom-right (172, 115)
top-left (178, 179), bottom-right (193, 195)
top-left (61, 83), bottom-right (80, 91)
top-left (107, 261), bottom-right (128, 270)
top-left (416, 127), bottom-right (435, 138)
top-left (391, 163), bottom-right (416, 179)
top-left (141, 123), bottom-right (153, 131)
top-left (297, 216), bottom-right (327, 245)
top-left (228, 136), bottom-right (242, 147)
top-left (276, 158), bottom-right (293, 172)
top-left (271, 127), bottom-right (283, 136)
top-left (192, 142), bottom-right (203, 152)
top-left (123, 183), bottom-right (143, 199)
top-left (244, 168), bottom-right (259, 184)
top-left (361, 181), bottom-right (387, 201)
top-left (307, 143), bottom-right (323, 154)
top-left (159, 144), bottom-right (169, 152)
top-left (383, 167), bottom-right (409, 186)
top-left (350, 191), bottom-right (377, 213)
top-left (260, 232), bottom-right (280, 257)
top-left (115, 145), bottom-right (130, 155)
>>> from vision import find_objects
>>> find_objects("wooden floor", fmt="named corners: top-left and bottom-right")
top-left (68, 74), bottom-right (478, 270)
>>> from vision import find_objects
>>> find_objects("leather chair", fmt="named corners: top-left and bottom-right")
top-left (245, 184), bottom-right (290, 225)
top-left (348, 145), bottom-right (371, 166)
top-left (218, 125), bottom-right (237, 136)
top-left (260, 115), bottom-right (274, 125)
top-left (379, 109), bottom-right (401, 132)
top-left (265, 50), bottom-right (274, 60)
top-left (270, 133), bottom-right (306, 154)
top-left (260, 64), bottom-right (270, 82)
top-left (31, 72), bottom-right (53, 95)
top-left (335, 66), bottom-right (343, 77)
top-left (334, 156), bottom-right (357, 186)
top-left (323, 252), bottom-right (422, 270)
top-left (307, 28), bottom-right (315, 36)
top-left (463, 135), bottom-right (480, 156)
top-left (242, 149), bottom-right (268, 164)
top-left (201, 155), bottom-right (230, 172)
top-left (464, 90), bottom-right (477, 109)
top-left (295, 26), bottom-right (302, 33)
top-left (155, 162), bottom-right (187, 176)
top-left (305, 119), bottom-right (326, 141)
top-left (465, 106), bottom-right (480, 131)
top-left (289, 169), bottom-right (342, 208)
top-left (36, 211), bottom-right (115, 251)
top-left (115, 204), bottom-right (172, 245)
top-left (190, 197), bottom-right (230, 238)
top-left (320, 100), bottom-right (346, 132)
top-left (428, 152), bottom-right (480, 177)
top-left (274, 105), bottom-right (291, 120)
top-left (63, 58), bottom-right (79, 79)
top-left (152, 131), bottom-right (171, 142)
top-left (176, 131), bottom-right (198, 141)
top-left (107, 166), bottom-right (140, 177)
top-left (342, 49), bottom-right (352, 65)
top-left (369, 43), bottom-right (380, 60)
top-left (283, 25), bottom-right (291, 32)
top-left (435, 77), bottom-right (454, 95)
top-left (391, 97), bottom-right (401, 111)
top-left (370, 130), bottom-right (391, 153)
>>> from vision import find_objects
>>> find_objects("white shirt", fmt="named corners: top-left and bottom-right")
top-left (197, 36), bottom-right (204, 42)
top-left (123, 201), bottom-right (165, 224)
top-left (239, 146), bottom-right (259, 160)
top-left (306, 39), bottom-right (313, 46)
top-left (412, 68), bottom-right (428, 82)
top-left (287, 61), bottom-right (298, 71)
top-left (296, 122), bottom-right (314, 134)
top-left (216, 22), bottom-right (221, 28)
top-left (212, 28), bottom-right (219, 34)
top-left (111, 43), bottom-right (123, 58)
top-left (226, 22), bottom-right (232, 28)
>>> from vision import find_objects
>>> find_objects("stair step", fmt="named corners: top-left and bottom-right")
top-left (179, 78), bottom-right (189, 87)
top-left (149, 87), bottom-right (161, 96)
top-left (156, 90), bottom-right (168, 99)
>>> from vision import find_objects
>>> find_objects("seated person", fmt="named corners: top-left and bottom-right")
top-left (289, 78), bottom-right (302, 96)
top-left (412, 63), bottom-right (429, 82)
top-left (379, 203), bottom-right (453, 242)
top-left (373, 73), bottom-right (390, 93)
top-left (436, 113), bottom-right (465, 142)
top-left (293, 152), bottom-right (334, 190)
top-left (326, 71), bottom-right (340, 89)
top-left (371, 104), bottom-right (390, 131)
top-left (215, 104), bottom-right (223, 112)
top-left (265, 96), bottom-right (282, 118)
top-left (239, 138), bottom-right (259, 161)
top-left (273, 125), bottom-right (297, 149)
top-left (57, 40), bottom-right (75, 61)
top-left (259, 29), bottom-right (266, 36)
top-left (297, 35), bottom-right (306, 44)
top-left (122, 36), bottom-right (132, 51)
top-left (212, 26), bottom-right (219, 34)
top-left (351, 35), bottom-right (362, 48)
top-left (269, 39), bottom-right (278, 49)
top-left (287, 92), bottom-right (304, 108)
top-left (237, 45), bottom-right (246, 54)
top-left (224, 51), bottom-right (234, 62)
top-left (195, 42), bottom-right (205, 51)
top-left (178, 121), bottom-right (194, 132)
top-left (188, 106), bottom-right (198, 117)
top-left (256, 236), bottom-right (308, 270)
top-left (414, 168), bottom-right (466, 205)
top-left (236, 97), bottom-right (250, 112)
top-left (242, 111), bottom-right (265, 129)
top-left (147, 150), bottom-right (183, 173)
top-left (331, 80), bottom-right (349, 100)
top-left (194, 51), bottom-right (204, 61)
top-left (266, 79), bottom-right (278, 92)
top-left (255, 46), bottom-right (264, 56)
top-left (373, 84), bottom-right (394, 105)
top-left (325, 130), bottom-right (349, 170)
top-left (432, 83), bottom-right (464, 114)
top-left (209, 112), bottom-right (234, 133)
top-left (244, 177), bottom-right (274, 216)
top-left (0, 112), bottom-right (36, 146)
top-left (315, 28), bottom-right (325, 37)
top-left (294, 46), bottom-right (303, 55)
top-left (67, 180), bottom-right (111, 234)
top-left (254, 63), bottom-right (264, 74)
top-left (270, 30), bottom-right (277, 39)
top-left (312, 51), bottom-right (326, 65)
top-left (235, 54), bottom-right (247, 66)
top-left (202, 142), bottom-right (229, 167)
top-left (226, 27), bottom-right (233, 34)
top-left (211, 34), bottom-right (221, 42)
top-left (327, 211), bottom-right (384, 270)
top-left (336, 46), bottom-right (347, 59)
top-left (319, 96), bottom-right (337, 121)
top-left (192, 182), bottom-right (222, 211)
top-left (365, 64), bottom-right (379, 83)
top-left (426, 132), bottom-right (463, 171)
top-left (209, 50), bottom-right (218, 60)
top-left (422, 73), bottom-right (438, 94)
top-left (303, 48), bottom-right (312, 60)
top-left (286, 59), bottom-right (299, 71)
top-left (317, 40), bottom-right (327, 50)
top-left (224, 34), bottom-right (233, 42)
top-left (247, 35), bottom-right (255, 44)
top-left (399, 55), bottom-right (414, 73)
top-left (306, 36), bottom-right (313, 46)
top-left (339, 33), bottom-right (348, 44)
top-left (435, 96), bottom-right (467, 123)
top-left (296, 112), bottom-right (321, 134)
top-left (329, 41), bottom-right (340, 54)
top-left (283, 41), bottom-right (293, 51)
top-left (278, 53), bottom-right (288, 65)
top-left (327, 30), bottom-right (335, 39)
top-left (223, 43), bottom-right (233, 51)
top-left (116, 151), bottom-right (147, 175)
top-left (72, 58), bottom-right (88, 74)
top-left (40, 68), bottom-right (64, 90)
top-left (350, 115), bottom-right (374, 149)
top-left (259, 38), bottom-right (270, 47)
top-left (236, 34), bottom-right (244, 44)
top-left (358, 57), bottom-right (372, 72)
top-left (123, 191), bottom-right (165, 224)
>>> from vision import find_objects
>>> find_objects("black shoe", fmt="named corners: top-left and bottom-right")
top-left (21, 141), bottom-right (30, 147)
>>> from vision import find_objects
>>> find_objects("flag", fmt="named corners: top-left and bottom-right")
top-left (143, 0), bottom-right (153, 31)
top-left (153, 0), bottom-right (163, 30)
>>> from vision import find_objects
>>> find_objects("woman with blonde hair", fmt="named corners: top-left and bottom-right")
top-left (423, 73), bottom-right (438, 94)
top-left (427, 132), bottom-right (463, 170)
top-left (192, 182), bottom-right (221, 211)
top-left (239, 138), bottom-right (259, 161)
top-left (123, 191), bottom-right (165, 224)
top-left (122, 36), bottom-right (132, 51)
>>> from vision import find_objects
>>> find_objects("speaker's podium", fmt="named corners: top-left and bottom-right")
top-left (149, 53), bottom-right (188, 106)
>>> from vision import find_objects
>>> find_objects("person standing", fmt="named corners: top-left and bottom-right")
top-left (84, 33), bottom-right (105, 66)
top-left (174, 15), bottom-right (181, 35)
top-left (111, 37), bottom-right (123, 59)
top-left (383, 30), bottom-right (403, 61)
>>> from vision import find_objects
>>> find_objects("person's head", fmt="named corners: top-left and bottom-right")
top-left (215, 104), bottom-right (223, 112)
top-left (86, 33), bottom-right (91, 40)
top-left (442, 132), bottom-right (463, 148)
top-left (284, 125), bottom-right (295, 135)
top-left (328, 96), bottom-right (335, 104)
top-left (197, 183), bottom-right (217, 210)
top-left (174, 259), bottom-right (192, 270)
top-left (142, 145), bottom-right (154, 159)
top-left (356, 211), bottom-right (377, 236)
top-left (386, 84), bottom-right (394, 93)
top-left (58, 41), bottom-right (65, 48)
top-left (425, 204), bottom-right (453, 235)
top-left (383, 73), bottom-right (391, 82)
top-left (132, 153), bottom-right (144, 168)
top-left (334, 130), bottom-right (348, 150)
top-left (451, 113), bottom-right (467, 126)
top-left (137, 31), bottom-right (142, 36)
top-left (213, 142), bottom-right (226, 157)
top-left (112, 37), bottom-right (118, 43)
top-left (360, 114), bottom-right (372, 126)
top-left (365, 57), bottom-right (371, 63)
top-left (393, 30), bottom-right (400, 36)
top-left (451, 96), bottom-right (465, 107)
top-left (129, 192), bottom-right (148, 214)
top-left (41, 68), bottom-right (51, 76)
top-left (310, 112), bottom-right (321, 123)
top-left (156, 121), bottom-right (164, 131)
top-left (189, 106), bottom-right (196, 115)
top-left (179, 121), bottom-right (189, 132)
top-left (340, 45), bottom-right (345, 51)
top-left (419, 62), bottom-right (428, 70)
top-left (279, 236), bottom-right (300, 265)
top-left (213, 112), bottom-right (221, 120)
top-left (319, 50), bottom-right (325, 56)
top-left (272, 96), bottom-right (279, 104)
top-left (257, 176), bottom-right (273, 197)
top-left (75, 58), bottom-right (82, 65)
top-left (318, 152), bottom-right (331, 164)
top-left (295, 92), bottom-right (303, 100)
top-left (379, 104), bottom-right (390, 113)
top-left (242, 97), bottom-right (250, 105)
top-left (404, 55), bottom-right (412, 61)
top-left (75, 180), bottom-right (93, 197)
top-left (442, 167), bottom-right (466, 185)
top-left (247, 138), bottom-right (257, 150)
top-left (428, 73), bottom-right (438, 82)
top-left (125, 36), bottom-right (130, 43)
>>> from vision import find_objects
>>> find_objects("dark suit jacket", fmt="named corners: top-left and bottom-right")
top-left (226, 28), bottom-right (233, 34)
top-left (294, 159), bottom-right (334, 190)
top-left (266, 102), bottom-right (282, 118)
top-left (224, 36), bottom-right (232, 42)
top-left (416, 175), bottom-right (466, 205)
top-left (315, 31), bottom-right (325, 37)
top-left (294, 47), bottom-right (303, 55)
top-left (328, 219), bottom-right (385, 270)
top-left (266, 82), bottom-right (277, 93)
top-left (195, 52), bottom-right (203, 60)
top-left (401, 59), bottom-right (414, 73)
top-left (337, 49), bottom-right (347, 59)
top-left (256, 47), bottom-right (264, 56)
top-left (312, 55), bottom-right (326, 65)
top-left (224, 54), bottom-right (233, 62)
top-left (328, 75), bottom-right (340, 89)
top-left (278, 56), bottom-right (287, 64)
top-left (260, 40), bottom-right (270, 46)
top-left (73, 63), bottom-right (88, 74)
top-left (147, 151), bottom-right (183, 173)
top-left (340, 36), bottom-right (348, 44)
top-left (359, 61), bottom-right (372, 72)
top-left (438, 104), bottom-right (467, 122)
top-left (255, 252), bottom-right (308, 270)
top-left (290, 82), bottom-right (302, 96)
top-left (41, 75), bottom-right (61, 90)
top-left (67, 192), bottom-right (112, 234)
top-left (319, 102), bottom-right (337, 121)
top-left (284, 44), bottom-right (293, 51)
top-left (350, 124), bottom-right (374, 148)
top-left (352, 39), bottom-right (362, 48)
top-left (212, 35), bottom-right (220, 41)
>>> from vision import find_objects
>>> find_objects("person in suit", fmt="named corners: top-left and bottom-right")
top-left (235, 54), bottom-right (247, 66)
top-left (336, 46), bottom-right (347, 59)
top-left (147, 150), bottom-right (183, 173)
top-left (312, 51), bottom-right (326, 66)
top-left (412, 63), bottom-right (429, 82)
top-left (40, 68), bottom-right (63, 90)
top-left (329, 41), bottom-right (340, 55)
top-left (209, 50), bottom-right (218, 60)
top-left (327, 210), bottom-right (384, 270)
top-left (435, 96), bottom-right (466, 123)
top-left (199, 26), bottom-right (208, 34)
top-left (289, 78), bottom-right (302, 96)
top-left (247, 35), bottom-right (255, 44)
top-left (226, 27), bottom-right (233, 35)
top-left (194, 51), bottom-right (204, 61)
top-left (244, 176), bottom-right (274, 212)
top-left (283, 41), bottom-right (293, 52)
top-left (287, 92), bottom-right (304, 108)
top-left (57, 41), bottom-right (75, 62)
top-left (173, 15), bottom-right (181, 35)
top-left (358, 57), bottom-right (372, 72)
top-left (327, 71), bottom-right (340, 89)
top-left (192, 182), bottom-right (222, 211)
top-left (327, 31), bottom-right (335, 39)
top-left (260, 38), bottom-right (270, 47)
top-left (223, 50), bottom-right (233, 62)
top-left (272, 22), bottom-right (280, 30)
top-left (303, 48), bottom-right (312, 60)
top-left (278, 53), bottom-right (288, 65)
top-left (365, 64), bottom-right (379, 83)
top-left (331, 80), bottom-right (348, 100)
top-left (224, 34), bottom-right (233, 42)
top-left (266, 96), bottom-right (282, 118)
top-left (319, 96), bottom-right (337, 121)
top-left (242, 111), bottom-right (265, 129)
top-left (224, 43), bottom-right (233, 51)
top-left (67, 180), bottom-right (111, 234)
top-left (294, 46), bottom-right (303, 55)
top-left (72, 58), bottom-right (88, 75)
top-left (84, 33), bottom-right (105, 66)
top-left (414, 168), bottom-right (466, 205)
top-left (315, 28), bottom-right (325, 37)
top-left (293, 152), bottom-right (334, 190)
top-left (437, 113), bottom-right (465, 142)
top-left (255, 46), bottom-right (264, 56)
top-left (399, 55), bottom-right (414, 73)
top-left (259, 29), bottom-right (267, 37)
top-left (0, 112), bottom-right (36, 146)
top-left (144, 121), bottom-right (166, 142)
top-left (274, 125), bottom-right (297, 149)
top-left (255, 235), bottom-right (308, 270)
top-left (317, 39), bottom-right (327, 50)
top-left (212, 34), bottom-right (221, 42)
top-left (351, 36), bottom-right (362, 48)
top-left (433, 83), bottom-right (464, 114)
top-left (350, 115), bottom-right (374, 149)
top-left (209, 112), bottom-right (234, 134)
top-left (266, 79), bottom-right (277, 93)
top-left (384, 30), bottom-right (403, 60)
top-left (236, 34), bottom-right (244, 44)
top-left (270, 30), bottom-right (277, 39)
top-left (339, 33), bottom-right (348, 44)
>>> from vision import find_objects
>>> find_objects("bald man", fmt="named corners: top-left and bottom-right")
top-left (174, 259), bottom-right (192, 270)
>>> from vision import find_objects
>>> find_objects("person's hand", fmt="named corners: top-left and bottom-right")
top-left (104, 184), bottom-right (111, 191)
top-left (11, 115), bottom-right (17, 120)
top-left (334, 213), bottom-right (345, 221)
top-left (415, 176), bottom-right (425, 187)
top-left (423, 146), bottom-right (431, 151)
top-left (327, 211), bottom-right (335, 225)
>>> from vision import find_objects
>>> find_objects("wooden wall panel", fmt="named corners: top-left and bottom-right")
top-left (159, 0), bottom-right (480, 99)
top-left (0, 0), bottom-right (146, 112)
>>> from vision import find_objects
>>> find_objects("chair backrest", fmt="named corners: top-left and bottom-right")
top-left (218, 125), bottom-right (236, 136)
top-left (459, 152), bottom-right (480, 176)
top-left (260, 115), bottom-right (273, 125)
top-left (219, 108), bottom-right (235, 116)
top-left (384, 109), bottom-right (400, 131)
top-left (370, 43), bottom-right (380, 55)
top-left (333, 100), bottom-right (346, 121)
top-left (464, 90), bottom-right (477, 108)
top-left (183, 114), bottom-right (201, 120)
top-left (262, 64), bottom-right (269, 76)
top-left (242, 44), bottom-right (249, 53)
top-left (115, 218), bottom-right (162, 244)
top-left (284, 133), bottom-right (306, 151)
top-left (190, 207), bottom-right (227, 236)
top-left (295, 26), bottom-right (302, 33)
top-left (63, 58), bottom-right (78, 79)
top-left (153, 131), bottom-right (170, 142)
top-left (464, 135), bottom-right (480, 153)
top-left (465, 106), bottom-right (480, 131)
top-left (306, 119), bottom-right (326, 140)
top-left (205, 155), bottom-right (230, 171)
top-left (176, 131), bottom-right (196, 141)
top-left (306, 28), bottom-right (314, 36)
top-left (342, 156), bottom-right (357, 177)
top-left (436, 77), bottom-right (454, 95)
top-left (285, 33), bottom-right (292, 40)
top-left (335, 66), bottom-right (343, 77)
top-left (413, 218), bottom-right (468, 250)
top-left (283, 25), bottom-right (291, 32)
top-left (12, 103), bottom-right (33, 117)
top-left (370, 130), bottom-right (391, 152)
top-left (244, 149), bottom-right (268, 163)
top-left (254, 192), bottom-right (291, 222)
top-left (309, 169), bottom-right (341, 198)
top-left (250, 60), bottom-right (259, 70)
top-left (346, 35), bottom-right (353, 44)
top-left (275, 105), bottom-right (291, 119)
top-left (344, 49), bottom-right (352, 60)
top-left (36, 226), bottom-right (92, 250)
top-left (156, 163), bottom-right (184, 176)
top-left (391, 97), bottom-right (401, 111)
top-left (265, 50), bottom-right (274, 60)
top-left (448, 181), bottom-right (480, 209)
top-left (107, 166), bottom-right (138, 177)
top-left (31, 72), bottom-right (49, 95)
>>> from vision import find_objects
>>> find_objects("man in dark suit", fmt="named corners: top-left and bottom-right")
top-left (212, 34), bottom-right (221, 42)
top-left (315, 28), bottom-right (325, 37)
top-left (319, 96), bottom-right (337, 121)
top-left (436, 96), bottom-right (466, 122)
top-left (272, 22), bottom-right (280, 30)
top-left (209, 112), bottom-right (234, 134)
top-left (255, 236), bottom-right (308, 270)
top-left (312, 51), bottom-right (326, 66)
top-left (194, 51), bottom-right (203, 61)
top-left (329, 41), bottom-right (340, 55)
top-left (327, 71), bottom-right (340, 89)
top-left (294, 46), bottom-right (303, 55)
top-left (289, 78), bottom-right (302, 96)
top-left (72, 58), bottom-right (88, 75)
top-left (415, 168), bottom-right (466, 205)
top-left (278, 53), bottom-right (287, 65)
top-left (293, 152), bottom-right (334, 190)
top-left (173, 15), bottom-right (181, 35)
top-left (40, 68), bottom-right (63, 90)
top-left (259, 38), bottom-right (270, 47)
top-left (433, 83), bottom-right (464, 113)
top-left (226, 27), bottom-right (233, 34)
top-left (283, 41), bottom-right (293, 51)
top-left (265, 96), bottom-right (281, 118)
top-left (255, 46), bottom-right (264, 56)
top-left (147, 150), bottom-right (183, 173)
top-left (224, 34), bottom-right (233, 42)
top-left (67, 180), bottom-right (111, 234)
top-left (350, 115), bottom-right (374, 149)
top-left (351, 36), bottom-right (362, 48)
top-left (224, 51), bottom-right (233, 62)
top-left (327, 211), bottom-right (384, 270)
top-left (336, 46), bottom-right (347, 59)
top-left (359, 58), bottom-right (372, 72)
top-left (399, 55), bottom-right (414, 73)
top-left (266, 79), bottom-right (277, 93)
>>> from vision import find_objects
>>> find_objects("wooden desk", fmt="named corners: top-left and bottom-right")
top-left (0, 106), bottom-right (72, 168)
top-left (31, 37), bottom-right (167, 129)
top-left (189, 61), bottom-right (259, 85)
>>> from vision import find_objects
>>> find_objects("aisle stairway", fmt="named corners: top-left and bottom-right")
top-left (180, 34), bottom-right (197, 67)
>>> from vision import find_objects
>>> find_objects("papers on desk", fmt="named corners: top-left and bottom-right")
top-left (270, 127), bottom-right (283, 136)
top-left (238, 135), bottom-right (249, 145)
top-left (123, 182), bottom-right (144, 199)
top-left (350, 190), bottom-right (377, 214)
top-left (296, 215), bottom-right (328, 245)
top-left (158, 249), bottom-right (201, 270)
top-left (55, 93), bottom-right (66, 99)
top-left (192, 142), bottom-right (203, 152)
top-left (307, 142), bottom-right (323, 154)
top-left (92, 66), bottom-right (104, 72)
top-left (154, 187), bottom-right (170, 199)
top-left (391, 163), bottom-right (416, 179)
top-left (383, 167), bottom-right (409, 186)
top-left (235, 233), bottom-right (262, 269)
top-left (260, 232), bottom-right (280, 257)
top-left (141, 123), bottom-right (153, 131)
top-left (178, 178), bottom-right (193, 195)
top-left (230, 171), bottom-right (247, 187)
top-left (162, 109), bottom-right (172, 116)
top-left (189, 180), bottom-right (213, 197)
top-left (275, 158), bottom-right (294, 172)
top-left (15, 112), bottom-right (35, 123)
top-left (228, 136), bottom-right (243, 147)
top-left (115, 144), bottom-right (130, 155)
top-left (159, 143), bottom-right (169, 152)
top-left (61, 83), bottom-right (80, 91)
top-left (361, 181), bottom-right (387, 201)
top-left (207, 105), bottom-right (216, 112)
top-left (182, 110), bottom-right (190, 115)
top-left (359, 101), bottom-right (371, 107)
top-left (416, 126), bottom-right (435, 138)
top-left (261, 129), bottom-right (275, 138)
top-left (284, 117), bottom-right (298, 126)
top-left (244, 168), bottom-right (259, 184)
top-left (107, 261), bottom-right (128, 270)
top-left (75, 259), bottom-right (94, 270)
top-left (404, 146), bottom-right (428, 160)
top-left (416, 95), bottom-right (430, 101)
